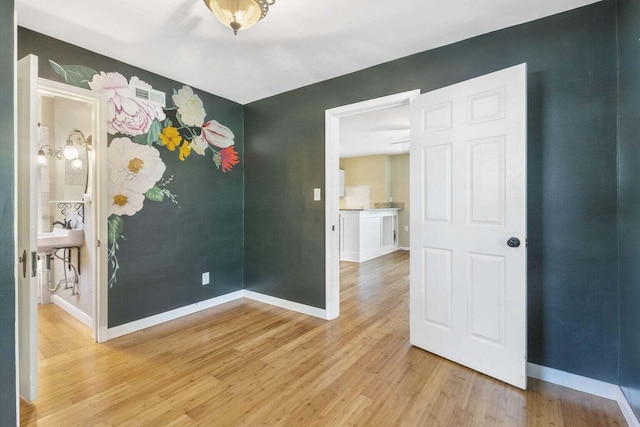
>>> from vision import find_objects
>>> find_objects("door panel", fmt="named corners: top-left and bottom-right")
top-left (410, 64), bottom-right (527, 389)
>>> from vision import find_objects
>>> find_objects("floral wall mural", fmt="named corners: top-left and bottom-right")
top-left (19, 27), bottom-right (244, 327)
top-left (50, 61), bottom-right (241, 288)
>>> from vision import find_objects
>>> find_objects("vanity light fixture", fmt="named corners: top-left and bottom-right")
top-left (64, 129), bottom-right (90, 169)
top-left (37, 145), bottom-right (62, 167)
top-left (37, 129), bottom-right (90, 169)
top-left (202, 0), bottom-right (275, 35)
top-left (63, 138), bottom-right (79, 160)
top-left (70, 157), bottom-right (83, 170)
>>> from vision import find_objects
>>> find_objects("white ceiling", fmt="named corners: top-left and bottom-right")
top-left (339, 104), bottom-right (410, 158)
top-left (17, 0), bottom-right (599, 105)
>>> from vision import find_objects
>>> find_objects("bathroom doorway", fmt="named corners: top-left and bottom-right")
top-left (36, 78), bottom-right (107, 339)
top-left (17, 54), bottom-right (108, 402)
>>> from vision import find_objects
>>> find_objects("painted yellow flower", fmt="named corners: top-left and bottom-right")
top-left (159, 127), bottom-right (182, 151)
top-left (178, 141), bottom-right (191, 161)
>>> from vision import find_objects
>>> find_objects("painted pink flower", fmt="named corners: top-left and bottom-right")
top-left (201, 120), bottom-right (235, 148)
top-left (89, 72), bottom-right (165, 136)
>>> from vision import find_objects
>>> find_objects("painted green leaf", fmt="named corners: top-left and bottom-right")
top-left (213, 151), bottom-right (221, 169)
top-left (147, 119), bottom-right (163, 145)
top-left (145, 186), bottom-right (165, 202)
top-left (108, 215), bottom-right (124, 245)
top-left (133, 133), bottom-right (150, 145)
top-left (164, 118), bottom-right (173, 128)
top-left (49, 60), bottom-right (98, 89)
top-left (132, 119), bottom-right (163, 146)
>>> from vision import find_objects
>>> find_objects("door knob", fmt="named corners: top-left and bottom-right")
top-left (507, 237), bottom-right (521, 248)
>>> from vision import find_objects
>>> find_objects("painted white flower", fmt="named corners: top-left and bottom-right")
top-left (89, 72), bottom-right (166, 136)
top-left (108, 137), bottom-right (166, 194)
top-left (190, 135), bottom-right (208, 156)
top-left (173, 85), bottom-right (206, 127)
top-left (108, 185), bottom-right (146, 217)
top-left (201, 120), bottom-right (235, 148)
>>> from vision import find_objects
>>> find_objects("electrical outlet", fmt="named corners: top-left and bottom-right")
top-left (404, 226), bottom-right (409, 232)
top-left (202, 272), bottom-right (210, 285)
top-left (314, 188), bottom-right (321, 201)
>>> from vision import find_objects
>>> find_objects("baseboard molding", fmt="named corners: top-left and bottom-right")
top-left (398, 246), bottom-right (410, 251)
top-left (244, 290), bottom-right (328, 320)
top-left (52, 295), bottom-right (92, 329)
top-left (617, 387), bottom-right (640, 427)
top-left (107, 290), bottom-right (244, 340)
top-left (528, 363), bottom-right (639, 426)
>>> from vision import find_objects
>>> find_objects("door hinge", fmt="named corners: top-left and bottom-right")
top-left (31, 251), bottom-right (37, 278)
top-left (97, 239), bottom-right (101, 248)
top-left (18, 249), bottom-right (26, 278)
top-left (332, 225), bottom-right (335, 231)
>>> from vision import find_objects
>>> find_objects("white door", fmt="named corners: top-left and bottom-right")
top-left (409, 64), bottom-right (527, 389)
top-left (17, 54), bottom-right (39, 402)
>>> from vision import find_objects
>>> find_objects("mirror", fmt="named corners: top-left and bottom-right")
top-left (38, 95), bottom-right (91, 202)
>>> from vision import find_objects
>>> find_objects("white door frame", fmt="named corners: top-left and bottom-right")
top-left (23, 76), bottom-right (109, 343)
top-left (325, 90), bottom-right (420, 319)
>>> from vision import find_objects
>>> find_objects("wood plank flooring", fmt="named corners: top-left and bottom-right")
top-left (21, 251), bottom-right (627, 426)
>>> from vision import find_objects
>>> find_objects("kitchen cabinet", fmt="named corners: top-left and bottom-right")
top-left (339, 209), bottom-right (399, 262)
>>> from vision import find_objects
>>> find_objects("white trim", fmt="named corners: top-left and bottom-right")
top-left (617, 387), bottom-right (640, 427)
top-left (106, 291), bottom-right (244, 340)
top-left (325, 90), bottom-right (421, 321)
top-left (51, 295), bottom-right (92, 329)
top-left (528, 363), bottom-right (640, 426)
top-left (13, 6), bottom-right (19, 424)
top-left (527, 362), bottom-right (618, 399)
top-left (398, 247), bottom-right (410, 251)
top-left (105, 290), bottom-right (329, 339)
top-left (244, 290), bottom-right (328, 320)
top-left (37, 78), bottom-right (109, 344)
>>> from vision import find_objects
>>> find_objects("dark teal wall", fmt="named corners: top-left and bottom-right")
top-left (19, 28), bottom-right (245, 327)
top-left (0, 2), bottom-right (16, 424)
top-left (617, 0), bottom-right (640, 419)
top-left (245, 2), bottom-right (620, 382)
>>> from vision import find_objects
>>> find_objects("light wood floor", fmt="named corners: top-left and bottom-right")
top-left (21, 251), bottom-right (626, 426)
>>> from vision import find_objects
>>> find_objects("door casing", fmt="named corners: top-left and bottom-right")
top-left (324, 89), bottom-right (420, 319)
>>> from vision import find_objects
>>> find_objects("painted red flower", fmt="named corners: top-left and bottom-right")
top-left (219, 147), bottom-right (239, 173)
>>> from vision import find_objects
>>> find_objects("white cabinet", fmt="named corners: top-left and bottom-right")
top-left (339, 209), bottom-right (398, 262)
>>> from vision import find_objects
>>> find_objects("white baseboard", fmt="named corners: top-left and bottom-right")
top-left (105, 289), bottom-right (328, 340)
top-left (52, 295), bottom-right (92, 329)
top-left (617, 387), bottom-right (640, 427)
top-left (528, 363), bottom-right (639, 426)
top-left (244, 290), bottom-right (328, 320)
top-left (527, 362), bottom-right (618, 399)
top-left (107, 290), bottom-right (244, 340)
top-left (398, 246), bottom-right (410, 251)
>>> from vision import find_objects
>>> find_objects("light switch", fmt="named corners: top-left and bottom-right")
top-left (202, 272), bottom-right (210, 285)
top-left (314, 188), bottom-right (321, 201)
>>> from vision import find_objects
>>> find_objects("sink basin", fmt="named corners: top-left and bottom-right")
top-left (37, 228), bottom-right (84, 253)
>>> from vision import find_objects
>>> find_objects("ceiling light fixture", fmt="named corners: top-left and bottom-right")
top-left (202, 0), bottom-right (275, 35)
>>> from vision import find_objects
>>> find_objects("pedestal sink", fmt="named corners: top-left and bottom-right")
top-left (37, 228), bottom-right (84, 253)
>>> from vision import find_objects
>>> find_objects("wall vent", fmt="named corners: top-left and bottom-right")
top-left (130, 84), bottom-right (166, 108)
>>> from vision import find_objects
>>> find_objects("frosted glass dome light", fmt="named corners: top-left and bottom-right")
top-left (202, 0), bottom-right (275, 35)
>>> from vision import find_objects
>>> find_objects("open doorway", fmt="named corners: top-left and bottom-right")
top-left (325, 90), bottom-right (420, 319)
top-left (17, 55), bottom-right (108, 403)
